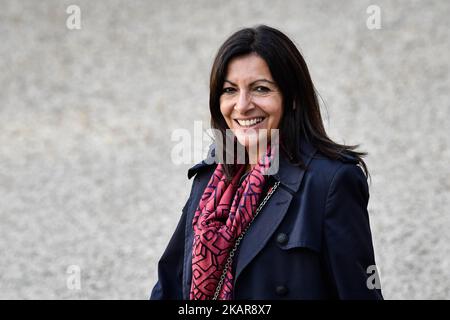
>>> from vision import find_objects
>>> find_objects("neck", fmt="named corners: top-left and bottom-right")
top-left (246, 144), bottom-right (267, 171)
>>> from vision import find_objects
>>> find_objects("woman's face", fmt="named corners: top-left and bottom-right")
top-left (220, 53), bottom-right (283, 151)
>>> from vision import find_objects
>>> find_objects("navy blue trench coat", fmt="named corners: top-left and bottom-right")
top-left (150, 139), bottom-right (383, 300)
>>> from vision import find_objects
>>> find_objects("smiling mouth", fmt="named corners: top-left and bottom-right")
top-left (234, 117), bottom-right (266, 128)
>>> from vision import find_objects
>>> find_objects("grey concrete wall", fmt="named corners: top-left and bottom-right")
top-left (0, 0), bottom-right (449, 299)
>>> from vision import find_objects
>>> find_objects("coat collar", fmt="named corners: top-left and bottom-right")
top-left (233, 139), bottom-right (318, 285)
top-left (273, 138), bottom-right (317, 193)
top-left (187, 138), bottom-right (318, 193)
top-left (186, 143), bottom-right (217, 180)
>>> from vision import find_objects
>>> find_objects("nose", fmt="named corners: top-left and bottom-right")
top-left (234, 90), bottom-right (254, 113)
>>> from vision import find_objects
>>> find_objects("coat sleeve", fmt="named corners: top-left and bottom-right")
top-left (323, 163), bottom-right (383, 300)
top-left (150, 199), bottom-right (190, 300)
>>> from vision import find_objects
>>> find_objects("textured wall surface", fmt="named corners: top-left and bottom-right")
top-left (1, 0), bottom-right (449, 299)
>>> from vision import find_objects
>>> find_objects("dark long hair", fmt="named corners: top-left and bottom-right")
top-left (209, 25), bottom-right (370, 181)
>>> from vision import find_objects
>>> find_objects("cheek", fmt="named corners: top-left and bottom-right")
top-left (266, 99), bottom-right (283, 127)
top-left (275, 106), bottom-right (283, 124)
top-left (219, 99), bottom-right (231, 117)
top-left (219, 101), bottom-right (234, 127)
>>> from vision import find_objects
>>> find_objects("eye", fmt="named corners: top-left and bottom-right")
top-left (222, 87), bottom-right (236, 94)
top-left (254, 86), bottom-right (270, 93)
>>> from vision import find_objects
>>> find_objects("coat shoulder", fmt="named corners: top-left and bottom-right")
top-left (280, 150), bottom-right (368, 257)
top-left (187, 143), bottom-right (217, 179)
top-left (307, 150), bottom-right (362, 181)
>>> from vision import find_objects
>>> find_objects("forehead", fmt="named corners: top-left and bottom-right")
top-left (225, 53), bottom-right (273, 81)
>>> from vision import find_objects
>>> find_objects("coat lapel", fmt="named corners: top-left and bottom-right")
top-left (183, 138), bottom-right (318, 297)
top-left (234, 139), bottom-right (317, 283)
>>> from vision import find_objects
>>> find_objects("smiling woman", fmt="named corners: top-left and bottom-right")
top-left (150, 25), bottom-right (383, 300)
top-left (220, 53), bottom-right (283, 171)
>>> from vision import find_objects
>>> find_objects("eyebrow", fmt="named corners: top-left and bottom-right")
top-left (224, 79), bottom-right (276, 86)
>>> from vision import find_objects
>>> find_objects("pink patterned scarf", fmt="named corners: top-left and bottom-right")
top-left (190, 144), bottom-right (276, 300)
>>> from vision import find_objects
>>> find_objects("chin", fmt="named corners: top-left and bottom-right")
top-left (235, 132), bottom-right (267, 149)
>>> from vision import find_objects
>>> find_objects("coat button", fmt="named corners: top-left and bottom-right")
top-left (276, 233), bottom-right (288, 245)
top-left (275, 285), bottom-right (288, 296)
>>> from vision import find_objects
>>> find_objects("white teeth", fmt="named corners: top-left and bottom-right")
top-left (236, 117), bottom-right (264, 127)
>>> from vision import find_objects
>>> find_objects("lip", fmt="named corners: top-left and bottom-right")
top-left (233, 117), bottom-right (267, 131)
top-left (234, 116), bottom-right (266, 121)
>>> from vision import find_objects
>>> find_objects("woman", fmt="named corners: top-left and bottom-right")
top-left (150, 25), bottom-right (383, 300)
